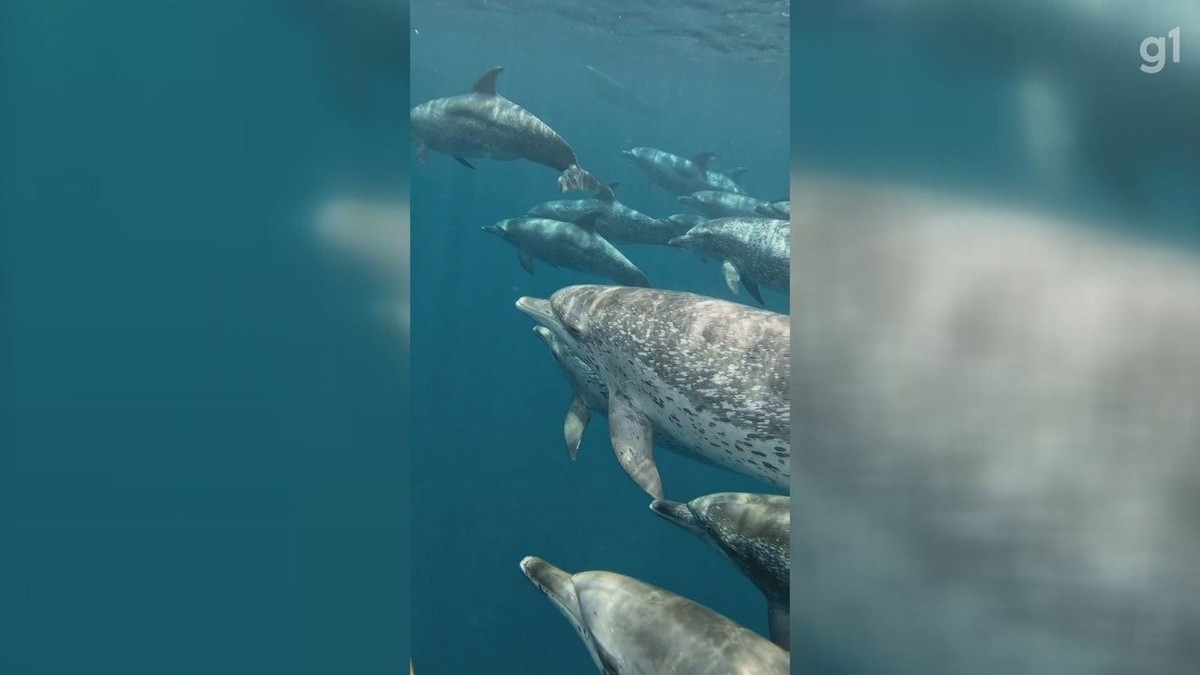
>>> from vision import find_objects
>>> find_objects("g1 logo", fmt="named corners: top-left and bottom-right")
top-left (1141, 26), bottom-right (1181, 74)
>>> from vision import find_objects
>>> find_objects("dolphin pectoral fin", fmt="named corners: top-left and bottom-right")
top-left (565, 394), bottom-right (590, 461)
top-left (519, 249), bottom-right (536, 275)
top-left (743, 277), bottom-right (765, 305)
top-left (471, 66), bottom-right (504, 95)
top-left (454, 156), bottom-right (476, 169)
top-left (722, 260), bottom-right (742, 295)
top-left (727, 166), bottom-right (749, 184)
top-left (608, 391), bottom-right (662, 499)
top-left (768, 604), bottom-right (790, 650)
top-left (417, 143), bottom-right (428, 165)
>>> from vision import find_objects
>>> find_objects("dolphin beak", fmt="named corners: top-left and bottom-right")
top-left (482, 224), bottom-right (501, 234)
top-left (519, 556), bottom-right (583, 621)
top-left (516, 296), bottom-right (558, 329)
top-left (667, 234), bottom-right (690, 247)
top-left (649, 499), bottom-right (703, 535)
top-left (620, 150), bottom-right (634, 158)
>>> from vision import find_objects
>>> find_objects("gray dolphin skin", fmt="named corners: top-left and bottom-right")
top-left (680, 190), bottom-right (771, 218)
top-left (650, 493), bottom-right (791, 649)
top-left (755, 200), bottom-right (790, 219)
top-left (621, 147), bottom-right (747, 196)
top-left (582, 64), bottom-right (659, 117)
top-left (483, 216), bottom-right (650, 287)
top-left (670, 217), bottom-right (790, 305)
top-left (531, 325), bottom-right (702, 486)
top-left (410, 67), bottom-right (612, 198)
top-left (519, 556), bottom-right (790, 675)
top-left (516, 286), bottom-right (790, 498)
top-left (526, 194), bottom-right (686, 246)
top-left (665, 213), bottom-right (707, 232)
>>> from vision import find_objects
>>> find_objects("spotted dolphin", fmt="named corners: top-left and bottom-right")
top-left (670, 217), bottom-right (790, 305)
top-left (516, 286), bottom-right (790, 498)
top-left (679, 190), bottom-right (772, 219)
top-left (621, 147), bottom-right (747, 196)
top-left (410, 67), bottom-right (611, 198)
top-left (519, 556), bottom-right (790, 675)
top-left (483, 215), bottom-right (650, 288)
top-left (526, 191), bottom-right (689, 246)
top-left (650, 493), bottom-right (791, 649)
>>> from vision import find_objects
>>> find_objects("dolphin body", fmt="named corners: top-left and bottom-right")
top-left (517, 286), bottom-right (790, 498)
top-left (411, 67), bottom-right (612, 199)
top-left (520, 556), bottom-right (790, 675)
top-left (526, 193), bottom-right (689, 246)
top-left (651, 493), bottom-right (792, 650)
top-left (582, 64), bottom-right (659, 117)
top-left (621, 147), bottom-right (748, 196)
top-left (670, 217), bottom-right (791, 305)
top-left (789, 175), bottom-right (1200, 675)
top-left (680, 190), bottom-right (773, 219)
top-left (483, 215), bottom-right (650, 288)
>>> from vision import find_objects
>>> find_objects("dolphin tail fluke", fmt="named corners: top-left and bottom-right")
top-left (768, 604), bottom-right (790, 650)
top-left (559, 165), bottom-right (613, 200)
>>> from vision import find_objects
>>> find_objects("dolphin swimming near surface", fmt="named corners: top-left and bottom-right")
top-left (483, 215), bottom-right (650, 287)
top-left (411, 67), bottom-right (612, 199)
top-left (651, 493), bottom-right (791, 649)
top-left (519, 556), bottom-right (790, 675)
top-left (679, 190), bottom-right (772, 219)
top-left (517, 286), bottom-right (790, 498)
top-left (670, 217), bottom-right (790, 305)
top-left (526, 189), bottom-right (690, 246)
top-left (582, 64), bottom-right (659, 117)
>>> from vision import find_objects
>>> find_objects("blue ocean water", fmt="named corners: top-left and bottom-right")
top-left (0, 1), bottom-right (409, 671)
top-left (410, 3), bottom-right (788, 672)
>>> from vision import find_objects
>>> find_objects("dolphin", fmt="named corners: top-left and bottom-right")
top-left (755, 200), bottom-right (790, 219)
top-left (526, 190), bottom-right (689, 246)
top-left (651, 493), bottom-right (791, 649)
top-left (581, 64), bottom-right (659, 117)
top-left (669, 217), bottom-right (790, 305)
top-left (483, 214), bottom-right (650, 288)
top-left (679, 190), bottom-right (772, 219)
top-left (788, 174), bottom-right (1200, 674)
top-left (621, 147), bottom-right (748, 196)
top-left (411, 67), bottom-right (612, 198)
top-left (516, 286), bottom-right (790, 498)
top-left (519, 556), bottom-right (790, 675)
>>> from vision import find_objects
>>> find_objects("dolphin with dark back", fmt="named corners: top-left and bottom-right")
top-left (483, 213), bottom-right (650, 288)
top-left (517, 286), bottom-right (790, 498)
top-left (650, 493), bottom-right (791, 649)
top-left (670, 217), bottom-right (790, 305)
top-left (411, 67), bottom-right (612, 199)
top-left (582, 64), bottom-right (659, 117)
top-left (520, 556), bottom-right (790, 675)
top-left (622, 147), bottom-right (748, 196)
top-left (526, 187), bottom-right (691, 246)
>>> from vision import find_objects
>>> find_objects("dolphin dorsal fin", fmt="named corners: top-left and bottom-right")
top-left (472, 67), bottom-right (504, 95)
top-left (576, 210), bottom-right (604, 232)
top-left (692, 152), bottom-right (715, 170)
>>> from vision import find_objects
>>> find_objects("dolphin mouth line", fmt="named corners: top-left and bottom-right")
top-left (515, 296), bottom-right (558, 328)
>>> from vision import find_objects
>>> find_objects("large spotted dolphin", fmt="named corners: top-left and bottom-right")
top-left (669, 217), bottom-right (790, 305)
top-left (410, 67), bottom-right (612, 199)
top-left (517, 286), bottom-right (790, 499)
top-left (519, 556), bottom-right (790, 675)
top-left (650, 493), bottom-right (791, 649)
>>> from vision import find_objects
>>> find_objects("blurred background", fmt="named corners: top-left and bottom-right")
top-left (792, 2), bottom-right (1199, 674)
top-left (0, 1), bottom-right (409, 671)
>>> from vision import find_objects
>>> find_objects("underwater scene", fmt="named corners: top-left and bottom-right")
top-left (410, 1), bottom-right (790, 672)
